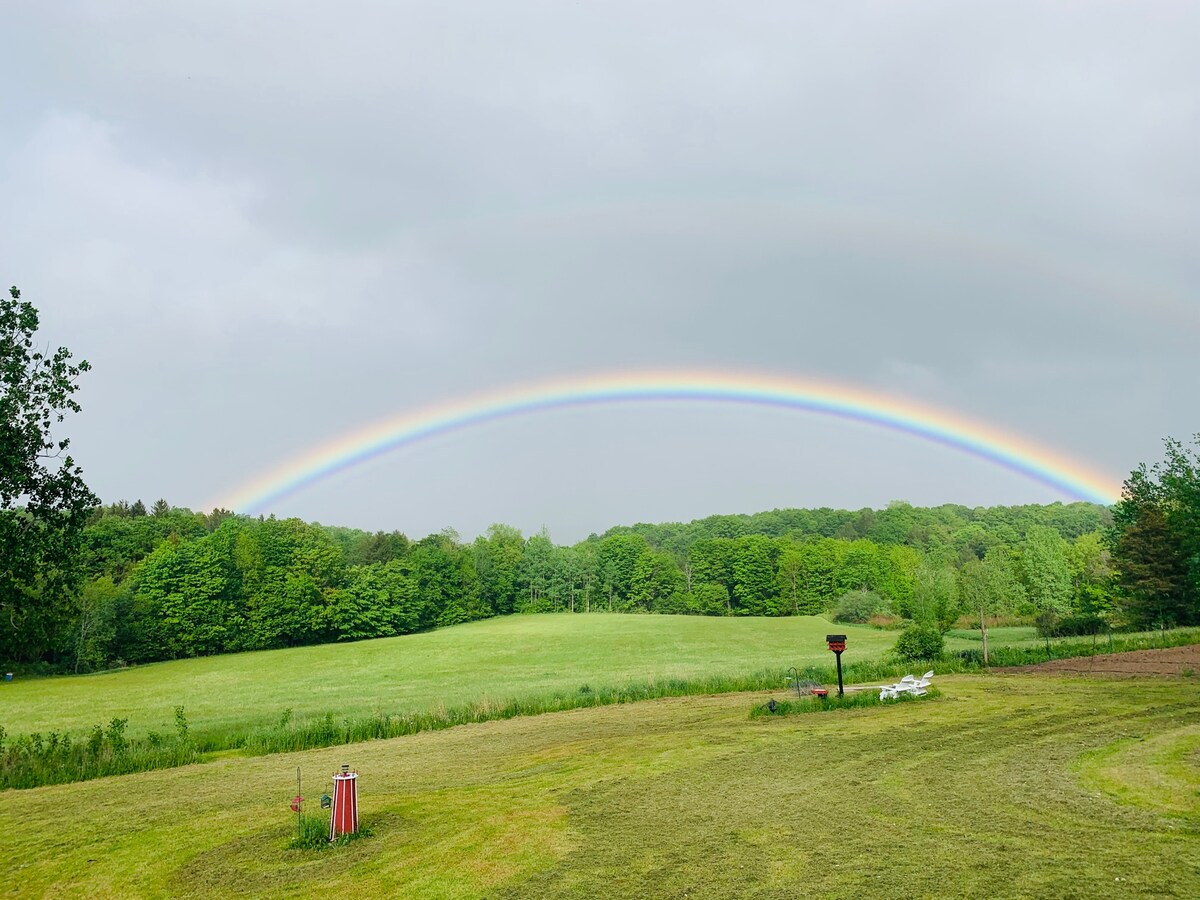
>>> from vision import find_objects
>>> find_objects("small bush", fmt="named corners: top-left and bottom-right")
top-left (288, 813), bottom-right (373, 850)
top-left (1046, 613), bottom-right (1107, 638)
top-left (894, 623), bottom-right (944, 661)
top-left (1034, 610), bottom-right (1059, 638)
top-left (832, 590), bottom-right (885, 624)
top-left (289, 814), bottom-right (330, 849)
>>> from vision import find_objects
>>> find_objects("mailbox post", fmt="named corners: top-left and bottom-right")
top-left (826, 634), bottom-right (847, 698)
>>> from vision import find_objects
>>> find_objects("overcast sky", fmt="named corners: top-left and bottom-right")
top-left (3, 1), bottom-right (1196, 542)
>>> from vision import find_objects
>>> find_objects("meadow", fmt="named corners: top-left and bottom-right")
top-left (2, 614), bottom-right (900, 739)
top-left (3, 673), bottom-right (1197, 898)
top-left (3, 614), bottom-right (1193, 754)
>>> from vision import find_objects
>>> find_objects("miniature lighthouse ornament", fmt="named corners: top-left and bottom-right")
top-left (329, 764), bottom-right (359, 839)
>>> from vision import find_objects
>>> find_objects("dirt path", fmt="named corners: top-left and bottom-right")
top-left (994, 643), bottom-right (1200, 677)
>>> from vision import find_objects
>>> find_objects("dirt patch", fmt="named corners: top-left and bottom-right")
top-left (994, 643), bottom-right (1200, 677)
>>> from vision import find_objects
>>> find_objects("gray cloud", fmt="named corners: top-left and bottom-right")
top-left (2, 1), bottom-right (1196, 541)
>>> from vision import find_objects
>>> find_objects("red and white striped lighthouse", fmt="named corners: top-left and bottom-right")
top-left (329, 765), bottom-right (358, 840)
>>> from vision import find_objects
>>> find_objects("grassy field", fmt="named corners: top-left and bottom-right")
top-left (4, 614), bottom-right (1190, 745)
top-left (1, 614), bottom-right (901, 739)
top-left (3, 673), bottom-right (1197, 898)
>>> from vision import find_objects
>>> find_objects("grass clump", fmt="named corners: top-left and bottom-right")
top-left (288, 814), bottom-right (374, 850)
top-left (751, 687), bottom-right (941, 718)
top-left (288, 814), bottom-right (330, 850)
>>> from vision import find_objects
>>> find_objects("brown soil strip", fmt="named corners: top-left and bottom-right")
top-left (993, 643), bottom-right (1200, 677)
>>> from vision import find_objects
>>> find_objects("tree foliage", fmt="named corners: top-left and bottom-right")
top-left (1, 286), bottom-right (98, 662)
top-left (3, 495), bottom-right (1123, 670)
top-left (1109, 436), bottom-right (1200, 627)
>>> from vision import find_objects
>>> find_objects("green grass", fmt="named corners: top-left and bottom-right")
top-left (5, 615), bottom-right (1200, 792)
top-left (0, 614), bottom-right (899, 739)
top-left (750, 686), bottom-right (941, 717)
top-left (946, 625), bottom-right (1039, 645)
top-left (2, 675), bottom-right (1197, 898)
top-left (12, 614), bottom-right (1193, 743)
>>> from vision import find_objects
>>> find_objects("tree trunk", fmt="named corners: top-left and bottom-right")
top-left (980, 605), bottom-right (989, 666)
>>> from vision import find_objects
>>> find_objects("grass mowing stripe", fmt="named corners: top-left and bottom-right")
top-left (2, 678), bottom-right (1198, 898)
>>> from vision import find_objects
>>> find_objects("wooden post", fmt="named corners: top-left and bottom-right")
top-left (980, 607), bottom-right (989, 667)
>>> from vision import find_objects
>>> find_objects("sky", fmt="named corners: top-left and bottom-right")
top-left (2, 1), bottom-right (1196, 543)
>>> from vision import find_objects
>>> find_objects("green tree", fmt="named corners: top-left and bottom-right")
top-left (910, 560), bottom-right (959, 630)
top-left (474, 524), bottom-right (523, 615)
top-left (628, 547), bottom-right (683, 611)
top-left (1, 286), bottom-right (99, 663)
top-left (690, 582), bottom-right (730, 615)
top-left (1068, 532), bottom-right (1113, 619)
top-left (597, 533), bottom-right (647, 611)
top-left (519, 532), bottom-right (556, 612)
top-left (832, 589), bottom-right (884, 624)
top-left (1109, 436), bottom-right (1200, 627)
top-left (74, 575), bottom-right (125, 672)
top-left (1018, 525), bottom-right (1073, 615)
top-left (957, 551), bottom-right (1024, 664)
top-left (731, 535), bottom-right (777, 615)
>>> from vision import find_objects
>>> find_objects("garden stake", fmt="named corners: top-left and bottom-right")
top-left (788, 666), bottom-right (802, 699)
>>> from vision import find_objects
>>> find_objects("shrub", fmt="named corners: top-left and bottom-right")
top-left (289, 814), bottom-right (331, 850)
top-left (1046, 613), bottom-right (1107, 637)
top-left (833, 590), bottom-right (885, 624)
top-left (1034, 610), bottom-right (1059, 638)
top-left (894, 623), bottom-right (944, 661)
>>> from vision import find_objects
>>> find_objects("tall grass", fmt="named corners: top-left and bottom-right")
top-left (750, 686), bottom-right (941, 717)
top-left (0, 712), bottom-right (199, 790)
top-left (5, 625), bottom-right (1199, 790)
top-left (243, 671), bottom-right (789, 754)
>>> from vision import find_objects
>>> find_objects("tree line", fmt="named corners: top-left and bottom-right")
top-left (6, 497), bottom-right (1124, 670)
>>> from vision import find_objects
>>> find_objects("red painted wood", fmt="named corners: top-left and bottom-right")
top-left (330, 772), bottom-right (359, 838)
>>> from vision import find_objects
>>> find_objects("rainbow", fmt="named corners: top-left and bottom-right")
top-left (209, 369), bottom-right (1122, 514)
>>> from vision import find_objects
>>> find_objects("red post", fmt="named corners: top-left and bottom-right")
top-left (330, 765), bottom-right (358, 840)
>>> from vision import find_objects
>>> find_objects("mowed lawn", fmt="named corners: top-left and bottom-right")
top-left (2, 614), bottom-right (899, 738)
top-left (3, 674), bottom-right (1197, 898)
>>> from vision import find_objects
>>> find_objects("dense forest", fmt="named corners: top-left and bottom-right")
top-left (5, 498), bottom-right (1126, 671)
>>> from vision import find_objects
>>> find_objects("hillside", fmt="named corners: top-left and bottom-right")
top-left (2, 614), bottom-right (896, 738)
top-left (3, 675), bottom-right (1197, 898)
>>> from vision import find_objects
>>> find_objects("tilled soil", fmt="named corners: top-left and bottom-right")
top-left (994, 642), bottom-right (1200, 677)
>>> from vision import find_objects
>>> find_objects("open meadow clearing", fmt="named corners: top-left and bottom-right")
top-left (2, 615), bottom-right (898, 739)
top-left (1, 614), bottom-right (1153, 745)
top-left (2, 672), bottom-right (1198, 898)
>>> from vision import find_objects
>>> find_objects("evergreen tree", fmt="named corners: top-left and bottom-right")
top-left (1109, 436), bottom-right (1200, 627)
